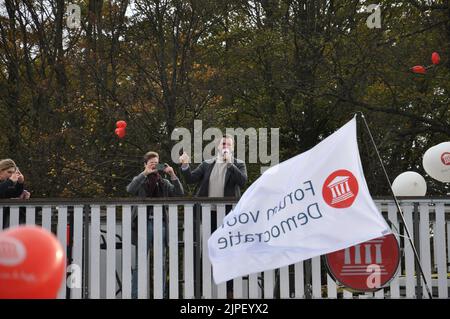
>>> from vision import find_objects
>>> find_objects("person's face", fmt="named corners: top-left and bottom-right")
top-left (217, 137), bottom-right (233, 154)
top-left (0, 167), bottom-right (16, 180)
top-left (145, 157), bottom-right (159, 170)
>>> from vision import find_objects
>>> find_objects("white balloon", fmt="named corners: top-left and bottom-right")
top-left (392, 171), bottom-right (427, 196)
top-left (423, 142), bottom-right (450, 183)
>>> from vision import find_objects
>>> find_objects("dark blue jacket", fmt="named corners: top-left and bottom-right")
top-left (0, 179), bottom-right (24, 198)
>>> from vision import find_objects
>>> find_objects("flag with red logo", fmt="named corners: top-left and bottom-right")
top-left (208, 116), bottom-right (392, 284)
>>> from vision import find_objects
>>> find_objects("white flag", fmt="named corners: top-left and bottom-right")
top-left (208, 117), bottom-right (392, 284)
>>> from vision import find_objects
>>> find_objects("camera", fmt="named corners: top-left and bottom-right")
top-left (156, 163), bottom-right (168, 173)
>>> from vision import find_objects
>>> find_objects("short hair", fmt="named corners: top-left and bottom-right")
top-left (0, 159), bottom-right (17, 172)
top-left (143, 151), bottom-right (159, 164)
top-left (143, 151), bottom-right (159, 163)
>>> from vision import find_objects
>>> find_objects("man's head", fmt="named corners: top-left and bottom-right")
top-left (0, 159), bottom-right (17, 180)
top-left (143, 151), bottom-right (159, 170)
top-left (217, 135), bottom-right (234, 156)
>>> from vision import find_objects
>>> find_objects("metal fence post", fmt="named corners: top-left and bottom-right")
top-left (304, 259), bottom-right (312, 299)
top-left (413, 202), bottom-right (422, 299)
top-left (194, 203), bottom-right (202, 298)
top-left (82, 204), bottom-right (90, 299)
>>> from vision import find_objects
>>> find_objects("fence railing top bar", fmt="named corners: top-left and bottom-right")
top-left (0, 197), bottom-right (239, 206)
top-left (373, 196), bottom-right (450, 203)
top-left (0, 196), bottom-right (448, 206)
top-left (373, 195), bottom-right (450, 200)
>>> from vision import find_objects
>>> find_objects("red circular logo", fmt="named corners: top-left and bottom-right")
top-left (325, 234), bottom-right (400, 292)
top-left (322, 169), bottom-right (359, 208)
top-left (441, 152), bottom-right (450, 166)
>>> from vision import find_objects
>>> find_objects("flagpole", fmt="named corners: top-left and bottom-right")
top-left (356, 112), bottom-right (433, 299)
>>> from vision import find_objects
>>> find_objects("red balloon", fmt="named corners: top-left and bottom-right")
top-left (0, 226), bottom-right (65, 299)
top-left (115, 127), bottom-right (126, 138)
top-left (411, 65), bottom-right (426, 74)
top-left (116, 120), bottom-right (127, 129)
top-left (431, 52), bottom-right (440, 65)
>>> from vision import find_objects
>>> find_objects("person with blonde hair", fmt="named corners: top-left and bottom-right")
top-left (0, 159), bottom-right (31, 231)
top-left (0, 159), bottom-right (25, 198)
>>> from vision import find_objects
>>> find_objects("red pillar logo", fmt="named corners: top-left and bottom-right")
top-left (325, 234), bottom-right (400, 292)
top-left (322, 169), bottom-right (359, 208)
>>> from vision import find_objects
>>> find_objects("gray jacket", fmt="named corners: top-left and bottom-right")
top-left (126, 172), bottom-right (184, 198)
top-left (181, 157), bottom-right (247, 198)
top-left (126, 172), bottom-right (184, 244)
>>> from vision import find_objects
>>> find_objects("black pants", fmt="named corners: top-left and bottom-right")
top-left (210, 204), bottom-right (233, 232)
top-left (210, 205), bottom-right (234, 298)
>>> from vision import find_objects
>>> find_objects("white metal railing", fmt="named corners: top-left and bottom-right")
top-left (0, 197), bottom-right (449, 299)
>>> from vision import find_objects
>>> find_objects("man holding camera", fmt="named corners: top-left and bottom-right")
top-left (126, 151), bottom-right (183, 298)
top-left (127, 151), bottom-right (182, 198)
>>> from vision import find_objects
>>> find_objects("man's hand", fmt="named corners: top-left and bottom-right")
top-left (16, 170), bottom-right (24, 183)
top-left (20, 190), bottom-right (31, 199)
top-left (218, 149), bottom-right (232, 165)
top-left (222, 150), bottom-right (232, 164)
top-left (163, 165), bottom-right (177, 179)
top-left (179, 152), bottom-right (190, 168)
top-left (143, 163), bottom-right (157, 176)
